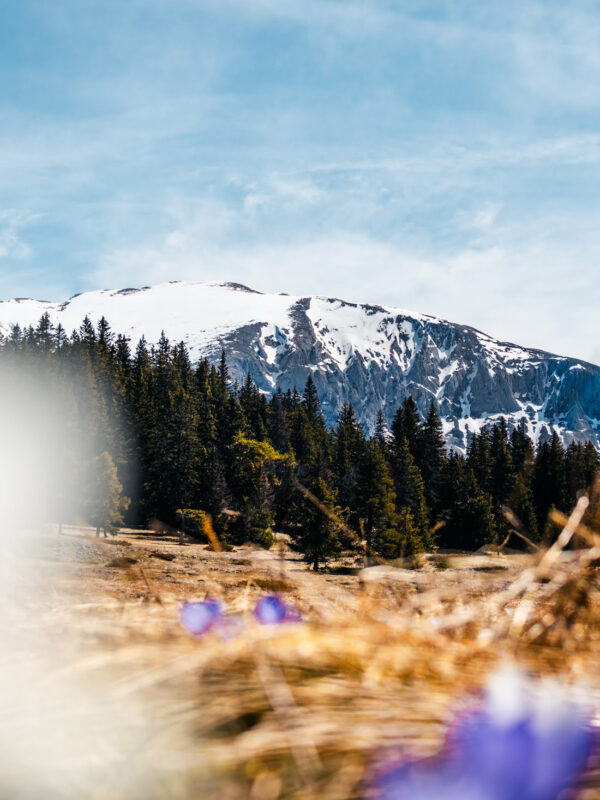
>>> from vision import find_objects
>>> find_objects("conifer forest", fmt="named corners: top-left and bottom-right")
top-left (4, 313), bottom-right (598, 570)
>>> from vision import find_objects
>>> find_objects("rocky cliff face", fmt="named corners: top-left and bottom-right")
top-left (1, 280), bottom-right (598, 449)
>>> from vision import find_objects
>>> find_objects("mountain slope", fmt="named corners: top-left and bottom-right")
top-left (1, 280), bottom-right (598, 449)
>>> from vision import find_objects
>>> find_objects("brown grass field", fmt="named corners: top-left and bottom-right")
top-left (4, 496), bottom-right (600, 799)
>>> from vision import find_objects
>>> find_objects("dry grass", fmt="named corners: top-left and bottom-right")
top-left (4, 491), bottom-right (600, 799)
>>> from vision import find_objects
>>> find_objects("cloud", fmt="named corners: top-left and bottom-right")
top-left (0, 212), bottom-right (39, 260)
top-left (512, 2), bottom-right (600, 108)
top-left (92, 194), bottom-right (600, 365)
top-left (2, 0), bottom-right (600, 368)
top-left (242, 175), bottom-right (325, 214)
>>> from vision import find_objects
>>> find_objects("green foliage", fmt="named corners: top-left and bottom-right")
top-left (290, 477), bottom-right (341, 571)
top-left (89, 451), bottom-right (130, 535)
top-left (2, 314), bottom-right (597, 564)
top-left (357, 439), bottom-right (399, 553)
top-left (227, 434), bottom-right (294, 547)
top-left (391, 437), bottom-right (432, 550)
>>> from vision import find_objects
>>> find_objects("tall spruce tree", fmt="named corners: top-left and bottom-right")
top-left (4, 313), bottom-right (596, 563)
top-left (356, 438), bottom-right (398, 555)
top-left (391, 436), bottom-right (432, 551)
top-left (419, 401), bottom-right (446, 513)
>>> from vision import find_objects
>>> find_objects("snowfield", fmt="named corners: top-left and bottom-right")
top-left (1, 280), bottom-right (598, 449)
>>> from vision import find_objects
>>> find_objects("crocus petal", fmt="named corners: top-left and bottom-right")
top-left (370, 759), bottom-right (485, 800)
top-left (370, 669), bottom-right (597, 800)
top-left (254, 595), bottom-right (287, 624)
top-left (179, 598), bottom-right (223, 636)
top-left (527, 702), bottom-right (596, 800)
top-left (454, 712), bottom-right (534, 800)
top-left (254, 594), bottom-right (301, 625)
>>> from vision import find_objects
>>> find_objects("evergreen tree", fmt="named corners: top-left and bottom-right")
top-left (374, 409), bottom-right (388, 450)
top-left (291, 476), bottom-right (341, 571)
top-left (468, 426), bottom-right (493, 495)
top-left (228, 435), bottom-right (292, 548)
top-left (533, 432), bottom-right (567, 532)
top-left (510, 418), bottom-right (534, 474)
top-left (88, 451), bottom-right (130, 537)
top-left (463, 480), bottom-right (497, 549)
top-left (440, 467), bottom-right (496, 550)
top-left (356, 438), bottom-right (398, 555)
top-left (391, 437), bottom-right (432, 550)
top-left (3, 313), bottom-right (596, 564)
top-left (507, 472), bottom-right (539, 542)
top-left (489, 418), bottom-right (514, 506)
top-left (268, 391), bottom-right (290, 453)
top-left (302, 373), bottom-right (320, 424)
top-left (391, 396), bottom-right (421, 460)
top-left (419, 401), bottom-right (446, 512)
top-left (333, 402), bottom-right (364, 516)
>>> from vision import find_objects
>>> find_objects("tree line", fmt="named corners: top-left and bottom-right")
top-left (1, 314), bottom-right (598, 568)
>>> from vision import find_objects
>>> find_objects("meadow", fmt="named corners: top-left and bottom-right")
top-left (4, 491), bottom-right (600, 800)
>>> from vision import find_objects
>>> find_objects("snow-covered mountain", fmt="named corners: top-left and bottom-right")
top-left (1, 280), bottom-right (599, 449)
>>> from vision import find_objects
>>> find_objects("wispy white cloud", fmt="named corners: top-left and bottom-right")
top-left (471, 203), bottom-right (501, 231)
top-left (1, 0), bottom-right (600, 365)
top-left (242, 175), bottom-right (325, 214)
top-left (92, 191), bottom-right (600, 364)
top-left (0, 211), bottom-right (40, 261)
top-left (512, 2), bottom-right (600, 108)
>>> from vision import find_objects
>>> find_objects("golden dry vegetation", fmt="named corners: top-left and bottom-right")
top-left (4, 494), bottom-right (600, 799)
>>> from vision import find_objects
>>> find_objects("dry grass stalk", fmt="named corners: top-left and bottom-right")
top-left (3, 488), bottom-right (600, 799)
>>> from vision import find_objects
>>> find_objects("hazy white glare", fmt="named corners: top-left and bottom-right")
top-left (0, 359), bottom-right (162, 800)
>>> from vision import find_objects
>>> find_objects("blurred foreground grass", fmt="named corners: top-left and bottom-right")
top-left (3, 492), bottom-right (600, 799)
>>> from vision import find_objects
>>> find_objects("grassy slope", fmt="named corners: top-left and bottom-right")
top-left (4, 523), bottom-right (600, 799)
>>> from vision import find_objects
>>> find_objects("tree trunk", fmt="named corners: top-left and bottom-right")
top-left (96, 526), bottom-right (100, 537)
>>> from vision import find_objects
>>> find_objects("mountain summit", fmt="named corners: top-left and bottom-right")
top-left (1, 280), bottom-right (598, 449)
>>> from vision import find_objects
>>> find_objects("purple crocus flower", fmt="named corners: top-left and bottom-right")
top-left (179, 598), bottom-right (223, 637)
top-left (371, 758), bottom-right (485, 800)
top-left (370, 668), bottom-right (597, 800)
top-left (254, 594), bottom-right (301, 625)
top-left (453, 669), bottom-right (596, 800)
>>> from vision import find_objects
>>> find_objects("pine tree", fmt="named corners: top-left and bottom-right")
top-left (374, 409), bottom-right (388, 449)
top-left (533, 432), bottom-right (567, 533)
top-left (510, 418), bottom-right (534, 474)
top-left (356, 438), bottom-right (398, 555)
top-left (333, 402), bottom-right (364, 515)
top-left (35, 312), bottom-right (54, 354)
top-left (391, 437), bottom-right (432, 550)
top-left (130, 336), bottom-right (155, 522)
top-left (302, 373), bottom-right (320, 423)
top-left (88, 451), bottom-right (130, 537)
top-left (268, 391), bottom-right (290, 453)
top-left (437, 450), bottom-right (466, 548)
top-left (419, 401), bottom-right (446, 512)
top-left (490, 419), bottom-right (514, 506)
top-left (468, 426), bottom-right (493, 495)
top-left (79, 316), bottom-right (96, 347)
top-left (464, 482), bottom-right (497, 550)
top-left (507, 472), bottom-right (539, 542)
top-left (391, 396), bottom-right (421, 460)
top-left (440, 466), bottom-right (496, 550)
top-left (292, 476), bottom-right (341, 571)
top-left (228, 435), bottom-right (292, 548)
top-left (5, 312), bottom-right (596, 564)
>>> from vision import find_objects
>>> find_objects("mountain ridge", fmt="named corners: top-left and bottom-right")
top-left (1, 280), bottom-right (598, 450)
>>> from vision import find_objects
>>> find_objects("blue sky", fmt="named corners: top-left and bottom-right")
top-left (1, 0), bottom-right (599, 362)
